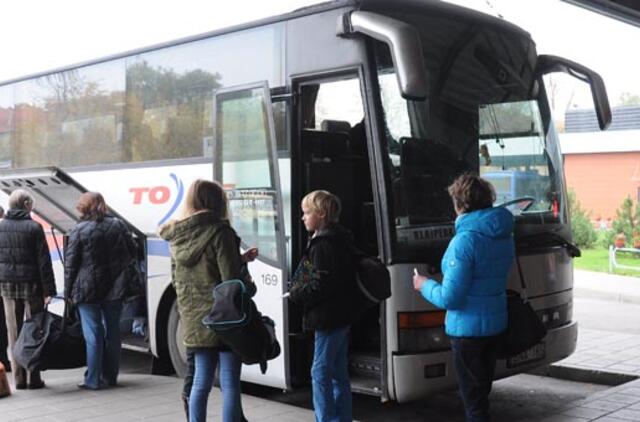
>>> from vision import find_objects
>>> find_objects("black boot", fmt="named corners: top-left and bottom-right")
top-left (182, 395), bottom-right (189, 422)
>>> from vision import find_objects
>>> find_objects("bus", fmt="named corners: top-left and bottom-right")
top-left (0, 0), bottom-right (610, 402)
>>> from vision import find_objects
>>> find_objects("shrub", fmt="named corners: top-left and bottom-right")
top-left (568, 189), bottom-right (597, 249)
top-left (611, 196), bottom-right (640, 247)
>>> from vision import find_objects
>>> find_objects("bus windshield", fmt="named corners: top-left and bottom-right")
top-left (372, 15), bottom-right (566, 260)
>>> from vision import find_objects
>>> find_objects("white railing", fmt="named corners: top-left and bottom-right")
top-left (609, 246), bottom-right (640, 273)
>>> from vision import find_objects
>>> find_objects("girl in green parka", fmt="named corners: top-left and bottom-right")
top-left (159, 179), bottom-right (257, 422)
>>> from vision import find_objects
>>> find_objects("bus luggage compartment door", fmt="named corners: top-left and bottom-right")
top-left (0, 166), bottom-right (148, 350)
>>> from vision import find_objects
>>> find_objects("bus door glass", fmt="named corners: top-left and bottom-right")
top-left (212, 82), bottom-right (289, 389)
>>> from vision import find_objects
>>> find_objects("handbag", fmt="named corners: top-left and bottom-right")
top-left (13, 303), bottom-right (86, 372)
top-left (497, 256), bottom-right (548, 359)
top-left (202, 280), bottom-right (280, 374)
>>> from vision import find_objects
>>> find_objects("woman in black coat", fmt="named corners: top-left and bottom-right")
top-left (0, 191), bottom-right (56, 389)
top-left (65, 192), bottom-right (139, 390)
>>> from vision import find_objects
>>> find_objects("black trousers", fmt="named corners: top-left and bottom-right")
top-left (0, 300), bottom-right (8, 370)
top-left (450, 334), bottom-right (502, 422)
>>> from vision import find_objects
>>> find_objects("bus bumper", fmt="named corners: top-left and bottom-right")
top-left (390, 321), bottom-right (578, 403)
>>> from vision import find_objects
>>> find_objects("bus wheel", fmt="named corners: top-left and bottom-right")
top-left (167, 299), bottom-right (188, 377)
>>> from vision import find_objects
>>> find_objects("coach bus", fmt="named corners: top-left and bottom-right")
top-left (0, 0), bottom-right (610, 402)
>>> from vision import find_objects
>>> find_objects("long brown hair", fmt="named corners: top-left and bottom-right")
top-left (181, 179), bottom-right (229, 221)
top-left (76, 192), bottom-right (108, 221)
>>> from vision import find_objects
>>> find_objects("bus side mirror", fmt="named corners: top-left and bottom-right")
top-left (338, 11), bottom-right (428, 100)
top-left (535, 55), bottom-right (611, 130)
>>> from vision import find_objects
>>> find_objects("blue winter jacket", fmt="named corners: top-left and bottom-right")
top-left (420, 207), bottom-right (515, 337)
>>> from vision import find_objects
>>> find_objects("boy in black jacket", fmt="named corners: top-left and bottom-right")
top-left (290, 190), bottom-right (356, 422)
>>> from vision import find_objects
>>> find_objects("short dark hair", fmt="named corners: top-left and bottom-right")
top-left (76, 192), bottom-right (108, 221)
top-left (448, 174), bottom-right (496, 213)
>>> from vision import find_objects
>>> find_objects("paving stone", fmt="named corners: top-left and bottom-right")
top-left (605, 408), bottom-right (640, 421)
top-left (561, 406), bottom-right (612, 419)
top-left (581, 399), bottom-right (628, 412)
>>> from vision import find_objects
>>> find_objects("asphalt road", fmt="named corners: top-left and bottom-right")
top-left (574, 296), bottom-right (640, 335)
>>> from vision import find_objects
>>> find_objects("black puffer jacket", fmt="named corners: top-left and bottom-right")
top-left (64, 216), bottom-right (138, 304)
top-left (0, 209), bottom-right (56, 297)
top-left (289, 224), bottom-right (358, 331)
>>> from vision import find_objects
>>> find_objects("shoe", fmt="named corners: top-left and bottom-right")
top-left (182, 396), bottom-right (189, 422)
top-left (15, 382), bottom-right (27, 390)
top-left (28, 380), bottom-right (45, 390)
top-left (77, 382), bottom-right (101, 390)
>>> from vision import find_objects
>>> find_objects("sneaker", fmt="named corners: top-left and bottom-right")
top-left (77, 382), bottom-right (102, 390)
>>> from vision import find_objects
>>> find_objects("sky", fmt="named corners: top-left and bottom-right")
top-left (0, 0), bottom-right (638, 112)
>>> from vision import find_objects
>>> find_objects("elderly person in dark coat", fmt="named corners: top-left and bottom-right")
top-left (0, 190), bottom-right (56, 389)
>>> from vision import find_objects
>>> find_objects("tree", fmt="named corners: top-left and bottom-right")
top-left (611, 196), bottom-right (640, 246)
top-left (568, 189), bottom-right (597, 249)
top-left (620, 92), bottom-right (640, 106)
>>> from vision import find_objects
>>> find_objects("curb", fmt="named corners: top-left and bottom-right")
top-left (530, 363), bottom-right (638, 386)
top-left (574, 287), bottom-right (640, 305)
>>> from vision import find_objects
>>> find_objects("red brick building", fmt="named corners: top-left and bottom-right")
top-left (560, 106), bottom-right (640, 225)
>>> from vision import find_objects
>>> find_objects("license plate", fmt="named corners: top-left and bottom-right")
top-left (506, 343), bottom-right (546, 368)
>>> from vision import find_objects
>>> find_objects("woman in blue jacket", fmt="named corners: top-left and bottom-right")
top-left (413, 174), bottom-right (514, 422)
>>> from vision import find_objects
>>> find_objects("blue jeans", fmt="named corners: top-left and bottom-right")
top-left (78, 301), bottom-right (123, 389)
top-left (450, 335), bottom-right (502, 422)
top-left (312, 326), bottom-right (352, 422)
top-left (189, 348), bottom-right (243, 422)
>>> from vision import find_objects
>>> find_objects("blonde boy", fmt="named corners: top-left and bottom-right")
top-left (290, 190), bottom-right (354, 422)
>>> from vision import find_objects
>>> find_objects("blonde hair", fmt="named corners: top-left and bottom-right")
top-left (181, 179), bottom-right (229, 221)
top-left (9, 189), bottom-right (34, 211)
top-left (302, 190), bottom-right (341, 224)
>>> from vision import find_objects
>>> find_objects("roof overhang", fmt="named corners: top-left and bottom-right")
top-left (562, 0), bottom-right (640, 27)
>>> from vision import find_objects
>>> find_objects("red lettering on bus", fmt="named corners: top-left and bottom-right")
top-left (130, 187), bottom-right (150, 204)
top-left (149, 186), bottom-right (170, 204)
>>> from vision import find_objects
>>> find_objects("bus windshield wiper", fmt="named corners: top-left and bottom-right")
top-left (516, 230), bottom-right (581, 258)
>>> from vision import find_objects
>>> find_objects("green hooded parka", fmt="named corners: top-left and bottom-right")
top-left (159, 211), bottom-right (255, 348)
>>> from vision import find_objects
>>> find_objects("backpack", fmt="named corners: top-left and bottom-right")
top-left (202, 279), bottom-right (280, 374)
top-left (352, 249), bottom-right (391, 307)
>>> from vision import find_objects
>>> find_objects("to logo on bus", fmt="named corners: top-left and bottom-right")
top-left (129, 173), bottom-right (184, 226)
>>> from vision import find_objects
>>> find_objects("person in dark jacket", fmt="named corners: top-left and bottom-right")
top-left (64, 192), bottom-right (139, 390)
top-left (413, 174), bottom-right (515, 422)
top-left (0, 190), bottom-right (56, 389)
top-left (289, 190), bottom-right (357, 422)
top-left (0, 205), bottom-right (9, 373)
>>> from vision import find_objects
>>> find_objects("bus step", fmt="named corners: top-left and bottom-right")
top-left (350, 374), bottom-right (382, 397)
top-left (349, 353), bottom-right (381, 377)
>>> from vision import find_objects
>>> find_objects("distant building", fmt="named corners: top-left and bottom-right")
top-left (560, 105), bottom-right (640, 226)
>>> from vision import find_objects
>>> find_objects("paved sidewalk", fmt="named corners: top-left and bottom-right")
top-left (0, 368), bottom-right (315, 422)
top-left (536, 378), bottom-right (640, 421)
top-left (3, 270), bottom-right (640, 421)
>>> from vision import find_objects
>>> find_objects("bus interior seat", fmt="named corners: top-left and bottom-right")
top-left (301, 129), bottom-right (349, 161)
top-left (304, 160), bottom-right (356, 233)
top-left (399, 137), bottom-right (457, 223)
top-left (301, 128), bottom-right (373, 244)
top-left (320, 119), bottom-right (351, 133)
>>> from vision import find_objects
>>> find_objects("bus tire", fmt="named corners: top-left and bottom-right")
top-left (167, 299), bottom-right (188, 378)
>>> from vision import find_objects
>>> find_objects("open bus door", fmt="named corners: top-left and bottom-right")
top-left (212, 82), bottom-right (290, 389)
top-left (0, 167), bottom-right (148, 351)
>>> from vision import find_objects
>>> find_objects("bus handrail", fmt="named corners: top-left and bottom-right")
top-left (609, 246), bottom-right (640, 273)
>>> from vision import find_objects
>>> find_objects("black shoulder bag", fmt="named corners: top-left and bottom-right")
top-left (497, 256), bottom-right (548, 359)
